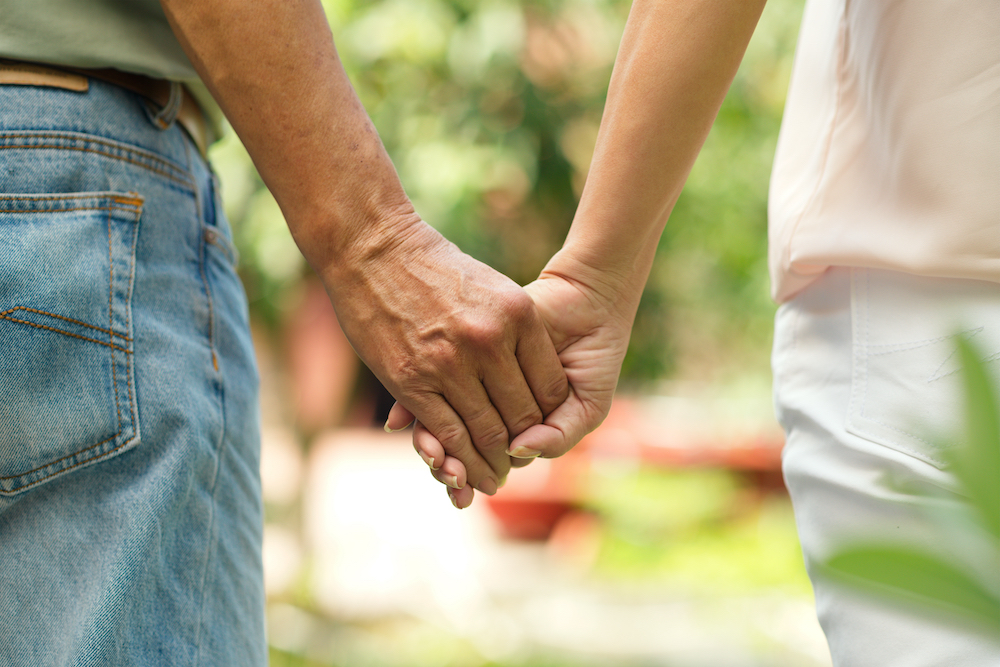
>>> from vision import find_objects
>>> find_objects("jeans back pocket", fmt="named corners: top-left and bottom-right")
top-left (0, 193), bottom-right (142, 495)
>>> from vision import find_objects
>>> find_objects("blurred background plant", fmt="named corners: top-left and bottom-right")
top-left (207, 1), bottom-right (840, 665)
top-left (213, 0), bottom-right (804, 387)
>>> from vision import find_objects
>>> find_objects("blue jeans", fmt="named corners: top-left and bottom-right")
top-left (0, 79), bottom-right (265, 665)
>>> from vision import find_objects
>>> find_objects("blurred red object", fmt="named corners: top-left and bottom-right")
top-left (483, 440), bottom-right (589, 541)
top-left (485, 496), bottom-right (575, 541)
top-left (284, 278), bottom-right (360, 433)
top-left (483, 396), bottom-right (786, 540)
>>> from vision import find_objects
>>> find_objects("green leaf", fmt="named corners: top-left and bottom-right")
top-left (823, 545), bottom-right (1000, 634)
top-left (948, 338), bottom-right (1000, 541)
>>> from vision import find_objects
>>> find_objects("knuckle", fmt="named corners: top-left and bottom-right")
top-left (538, 374), bottom-right (569, 407)
top-left (508, 409), bottom-right (543, 438)
top-left (392, 356), bottom-right (428, 390)
top-left (434, 422), bottom-right (469, 452)
top-left (424, 340), bottom-right (461, 373)
top-left (503, 289), bottom-right (535, 320)
top-left (472, 419), bottom-right (510, 453)
top-left (463, 317), bottom-right (506, 349)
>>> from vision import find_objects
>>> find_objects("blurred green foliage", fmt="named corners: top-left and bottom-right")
top-left (211, 0), bottom-right (805, 385)
top-left (586, 467), bottom-right (813, 594)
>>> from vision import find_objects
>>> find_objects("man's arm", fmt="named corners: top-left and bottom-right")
top-left (158, 0), bottom-right (569, 493)
top-left (412, 0), bottom-right (769, 507)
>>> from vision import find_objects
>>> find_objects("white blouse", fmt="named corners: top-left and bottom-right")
top-left (768, 0), bottom-right (1000, 302)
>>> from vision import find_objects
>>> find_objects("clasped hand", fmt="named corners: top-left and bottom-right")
top-left (386, 260), bottom-right (633, 509)
top-left (322, 219), bottom-right (573, 496)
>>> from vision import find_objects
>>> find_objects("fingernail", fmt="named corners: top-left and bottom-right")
top-left (418, 450), bottom-right (439, 470)
top-left (443, 474), bottom-right (463, 490)
top-left (507, 445), bottom-right (541, 459)
top-left (448, 489), bottom-right (462, 510)
top-left (383, 419), bottom-right (393, 433)
top-left (477, 478), bottom-right (498, 496)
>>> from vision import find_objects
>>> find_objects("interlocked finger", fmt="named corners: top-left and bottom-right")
top-left (412, 388), bottom-right (503, 495)
top-left (442, 381), bottom-right (513, 494)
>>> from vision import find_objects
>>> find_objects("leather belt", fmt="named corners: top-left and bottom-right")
top-left (0, 59), bottom-right (211, 157)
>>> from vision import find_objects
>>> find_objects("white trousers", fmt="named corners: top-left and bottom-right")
top-left (773, 268), bottom-right (1000, 667)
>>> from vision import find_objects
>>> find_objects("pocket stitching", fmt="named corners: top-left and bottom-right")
top-left (0, 433), bottom-right (121, 482)
top-left (0, 132), bottom-right (193, 189)
top-left (0, 308), bottom-right (131, 351)
top-left (847, 269), bottom-right (953, 469)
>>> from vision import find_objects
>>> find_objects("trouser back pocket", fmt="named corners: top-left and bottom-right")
top-left (847, 268), bottom-right (1000, 469)
top-left (0, 193), bottom-right (142, 495)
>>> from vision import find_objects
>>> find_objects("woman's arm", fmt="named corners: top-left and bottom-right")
top-left (546, 0), bottom-right (768, 325)
top-left (412, 0), bottom-right (768, 507)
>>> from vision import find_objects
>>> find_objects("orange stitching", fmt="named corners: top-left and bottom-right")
top-left (0, 432), bottom-right (119, 481)
top-left (0, 193), bottom-right (143, 206)
top-left (0, 205), bottom-right (142, 215)
top-left (2, 433), bottom-right (139, 492)
top-left (125, 354), bottom-right (136, 447)
top-left (0, 315), bottom-right (130, 351)
top-left (3, 433), bottom-right (139, 491)
top-left (196, 201), bottom-right (219, 373)
top-left (0, 307), bottom-right (131, 341)
top-left (0, 130), bottom-right (189, 178)
top-left (0, 144), bottom-right (192, 187)
top-left (3, 130), bottom-right (183, 166)
top-left (107, 208), bottom-right (123, 431)
top-left (124, 208), bottom-right (139, 434)
top-left (202, 260), bottom-right (219, 372)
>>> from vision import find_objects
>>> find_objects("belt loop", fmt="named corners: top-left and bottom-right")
top-left (151, 81), bottom-right (183, 129)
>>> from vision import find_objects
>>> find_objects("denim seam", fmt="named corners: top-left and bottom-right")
top-left (0, 307), bottom-right (132, 341)
top-left (0, 134), bottom-right (194, 189)
top-left (2, 432), bottom-right (146, 492)
top-left (0, 433), bottom-right (120, 482)
top-left (191, 150), bottom-right (227, 660)
top-left (0, 204), bottom-right (141, 215)
top-left (1, 130), bottom-right (189, 175)
top-left (0, 313), bottom-right (131, 352)
top-left (0, 192), bottom-right (143, 204)
top-left (195, 183), bottom-right (219, 374)
top-left (124, 208), bottom-right (139, 451)
top-left (193, 384), bottom-right (229, 665)
top-left (0, 144), bottom-right (189, 188)
top-left (0, 199), bottom-right (141, 492)
top-left (107, 205), bottom-right (124, 432)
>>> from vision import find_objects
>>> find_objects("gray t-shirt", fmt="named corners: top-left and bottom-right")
top-left (0, 0), bottom-right (223, 134)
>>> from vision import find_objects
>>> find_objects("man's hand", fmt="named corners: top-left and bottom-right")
top-left (411, 264), bottom-right (632, 507)
top-left (326, 217), bottom-right (568, 494)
